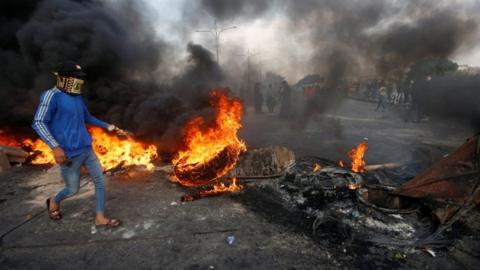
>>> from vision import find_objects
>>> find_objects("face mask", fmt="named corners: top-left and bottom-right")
top-left (56, 75), bottom-right (84, 95)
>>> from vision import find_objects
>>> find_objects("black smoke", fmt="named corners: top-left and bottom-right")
top-left (1, 0), bottom-right (480, 144)
top-left (0, 0), bottom-right (224, 149)
top-left (191, 0), bottom-right (479, 124)
top-left (180, 0), bottom-right (480, 132)
top-left (286, 0), bottom-right (479, 127)
top-left (417, 73), bottom-right (480, 131)
top-left (283, 0), bottom-right (478, 80)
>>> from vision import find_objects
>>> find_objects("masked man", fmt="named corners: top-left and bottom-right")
top-left (32, 61), bottom-right (121, 228)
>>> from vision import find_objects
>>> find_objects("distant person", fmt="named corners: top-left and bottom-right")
top-left (239, 86), bottom-right (248, 115)
top-left (266, 84), bottom-right (277, 113)
top-left (406, 81), bottom-right (420, 122)
top-left (253, 82), bottom-right (263, 114)
top-left (279, 80), bottom-right (292, 119)
top-left (398, 89), bottom-right (405, 104)
top-left (390, 82), bottom-right (399, 105)
top-left (405, 75), bottom-right (431, 122)
top-left (375, 86), bottom-right (388, 112)
top-left (405, 80), bottom-right (414, 104)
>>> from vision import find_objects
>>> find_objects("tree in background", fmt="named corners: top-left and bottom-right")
top-left (407, 58), bottom-right (458, 80)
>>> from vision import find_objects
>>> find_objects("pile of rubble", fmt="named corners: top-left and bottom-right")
top-left (238, 134), bottom-right (480, 253)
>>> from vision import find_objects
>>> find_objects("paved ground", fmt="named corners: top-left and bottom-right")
top-left (0, 98), bottom-right (478, 269)
top-left (241, 98), bottom-right (472, 165)
top-left (0, 167), bottom-right (333, 269)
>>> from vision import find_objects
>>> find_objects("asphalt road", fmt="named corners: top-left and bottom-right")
top-left (0, 98), bottom-right (477, 269)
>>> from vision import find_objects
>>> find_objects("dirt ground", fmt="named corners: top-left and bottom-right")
top-left (1, 98), bottom-right (479, 269)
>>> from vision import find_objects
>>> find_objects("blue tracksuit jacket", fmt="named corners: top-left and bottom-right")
top-left (32, 87), bottom-right (109, 158)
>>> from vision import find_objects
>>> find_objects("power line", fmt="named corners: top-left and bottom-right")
top-left (196, 19), bottom-right (237, 65)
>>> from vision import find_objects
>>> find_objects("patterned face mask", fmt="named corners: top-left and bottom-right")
top-left (56, 75), bottom-right (84, 95)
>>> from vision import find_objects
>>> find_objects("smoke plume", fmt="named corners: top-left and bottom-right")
top-left (0, 0), bottom-right (223, 147)
top-left (418, 74), bottom-right (480, 131)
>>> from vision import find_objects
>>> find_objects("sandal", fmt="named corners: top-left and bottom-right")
top-left (46, 198), bottom-right (62, 221)
top-left (95, 219), bottom-right (121, 228)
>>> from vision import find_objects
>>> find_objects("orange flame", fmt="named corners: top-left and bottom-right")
top-left (0, 128), bottom-right (157, 170)
top-left (173, 90), bottom-right (247, 186)
top-left (0, 130), bottom-right (54, 164)
top-left (313, 163), bottom-right (321, 172)
top-left (348, 142), bottom-right (368, 173)
top-left (0, 130), bottom-right (22, 147)
top-left (199, 177), bottom-right (243, 197)
top-left (348, 183), bottom-right (362, 190)
top-left (338, 160), bottom-right (345, 168)
top-left (23, 138), bottom-right (55, 164)
top-left (90, 127), bottom-right (157, 171)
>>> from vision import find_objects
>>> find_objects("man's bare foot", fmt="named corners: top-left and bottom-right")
top-left (95, 213), bottom-right (120, 228)
top-left (49, 197), bottom-right (59, 211)
top-left (46, 197), bottom-right (62, 220)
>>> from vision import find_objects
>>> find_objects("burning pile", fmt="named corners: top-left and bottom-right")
top-left (0, 128), bottom-right (158, 171)
top-left (173, 90), bottom-right (247, 187)
top-left (90, 127), bottom-right (157, 171)
top-left (0, 130), bottom-right (22, 147)
top-left (23, 138), bottom-right (55, 164)
top-left (0, 130), bottom-right (52, 164)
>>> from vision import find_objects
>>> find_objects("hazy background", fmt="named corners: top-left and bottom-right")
top-left (1, 0), bottom-right (479, 152)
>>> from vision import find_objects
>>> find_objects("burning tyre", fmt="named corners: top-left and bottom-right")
top-left (172, 90), bottom-right (247, 187)
top-left (174, 144), bottom-right (243, 186)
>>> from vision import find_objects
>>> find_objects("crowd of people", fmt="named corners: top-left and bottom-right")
top-left (352, 76), bottom-right (433, 122)
top-left (247, 73), bottom-right (435, 123)
top-left (252, 80), bottom-right (292, 119)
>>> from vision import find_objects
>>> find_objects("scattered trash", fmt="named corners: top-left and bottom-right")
top-left (90, 225), bottom-right (97, 234)
top-left (143, 221), bottom-right (153, 230)
top-left (423, 248), bottom-right (436, 257)
top-left (181, 195), bottom-right (194, 202)
top-left (208, 266), bottom-right (215, 270)
top-left (170, 202), bottom-right (178, 206)
top-left (351, 209), bottom-right (360, 219)
top-left (393, 252), bottom-right (407, 262)
top-left (122, 230), bottom-right (135, 239)
top-left (226, 235), bottom-right (235, 245)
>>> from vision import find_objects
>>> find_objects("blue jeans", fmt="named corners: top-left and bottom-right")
top-left (54, 148), bottom-right (105, 213)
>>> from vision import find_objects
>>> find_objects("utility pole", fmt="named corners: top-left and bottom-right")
top-left (236, 49), bottom-right (258, 103)
top-left (196, 20), bottom-right (237, 65)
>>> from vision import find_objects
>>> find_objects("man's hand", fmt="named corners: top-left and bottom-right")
top-left (52, 147), bottom-right (66, 164)
top-left (108, 124), bottom-right (129, 137)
